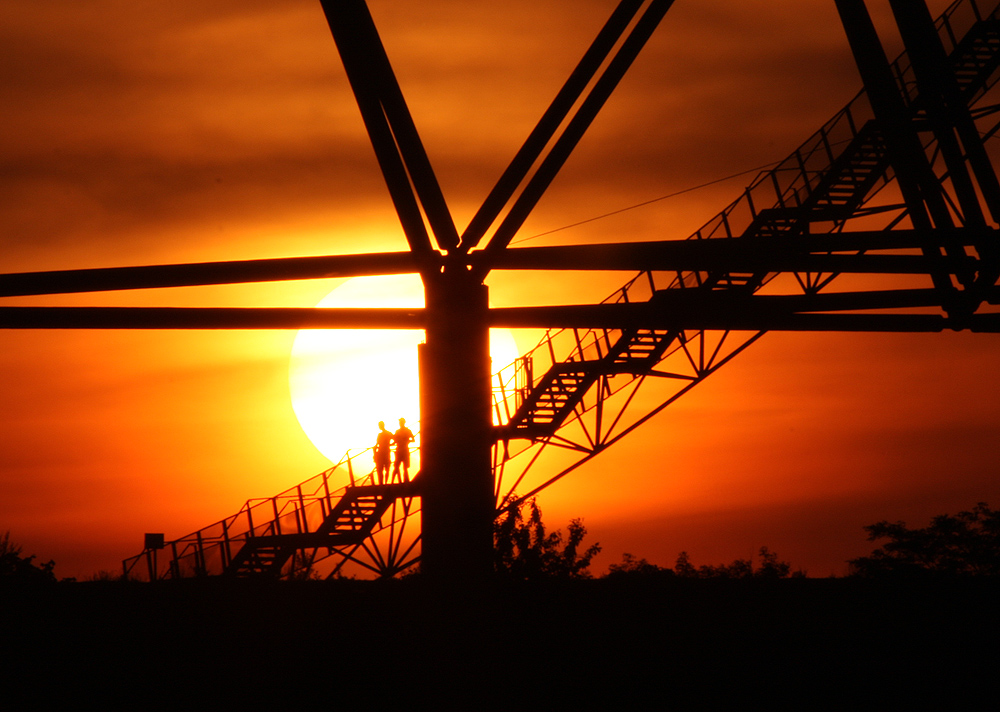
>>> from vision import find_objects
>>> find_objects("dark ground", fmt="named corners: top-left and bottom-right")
top-left (2, 576), bottom-right (998, 709)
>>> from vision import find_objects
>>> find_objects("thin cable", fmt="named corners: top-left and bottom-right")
top-left (510, 157), bottom-right (784, 244)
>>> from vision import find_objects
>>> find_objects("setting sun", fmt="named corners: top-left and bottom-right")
top-left (288, 274), bottom-right (519, 466)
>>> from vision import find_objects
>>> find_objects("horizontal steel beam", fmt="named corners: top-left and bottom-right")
top-left (494, 248), bottom-right (973, 274)
top-left (487, 288), bottom-right (963, 328)
top-left (4, 304), bottom-right (985, 332)
top-left (489, 307), bottom-right (952, 332)
top-left (489, 304), bottom-right (1000, 332)
top-left (0, 251), bottom-right (421, 298)
top-left (485, 228), bottom-right (996, 272)
top-left (0, 307), bottom-right (424, 330)
top-left (4, 228), bottom-right (994, 300)
top-left (5, 286), bottom-right (998, 332)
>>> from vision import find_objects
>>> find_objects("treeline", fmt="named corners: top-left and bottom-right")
top-left (5, 501), bottom-right (999, 583)
top-left (495, 498), bottom-right (1000, 581)
top-left (494, 498), bottom-right (805, 580)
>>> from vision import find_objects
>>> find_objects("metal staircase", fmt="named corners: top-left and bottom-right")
top-left (930, 14), bottom-right (1000, 100)
top-left (801, 126), bottom-right (887, 218)
top-left (123, 453), bottom-right (420, 581)
top-left (223, 483), bottom-right (410, 577)
top-left (491, 0), bottom-right (1000, 503)
top-left (495, 116), bottom-right (897, 441)
top-left (500, 328), bottom-right (678, 439)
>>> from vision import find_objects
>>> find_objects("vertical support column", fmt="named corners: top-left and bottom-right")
top-left (418, 269), bottom-right (494, 581)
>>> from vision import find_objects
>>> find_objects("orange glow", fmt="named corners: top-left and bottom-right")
top-left (288, 275), bottom-right (519, 465)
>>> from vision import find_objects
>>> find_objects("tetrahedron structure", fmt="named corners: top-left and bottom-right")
top-left (4, 0), bottom-right (1000, 581)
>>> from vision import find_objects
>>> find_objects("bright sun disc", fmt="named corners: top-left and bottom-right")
top-left (289, 274), bottom-right (519, 467)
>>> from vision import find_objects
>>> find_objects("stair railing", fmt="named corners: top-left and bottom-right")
top-left (123, 448), bottom-right (381, 581)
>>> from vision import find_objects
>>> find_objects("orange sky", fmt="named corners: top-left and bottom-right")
top-left (3, 0), bottom-right (998, 579)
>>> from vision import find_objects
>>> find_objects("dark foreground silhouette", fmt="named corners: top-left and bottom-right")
top-left (6, 502), bottom-right (1000, 707)
top-left (2, 575), bottom-right (998, 709)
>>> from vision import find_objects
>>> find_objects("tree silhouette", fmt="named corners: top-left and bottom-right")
top-left (0, 531), bottom-right (56, 583)
top-left (493, 498), bottom-right (601, 580)
top-left (849, 502), bottom-right (1000, 577)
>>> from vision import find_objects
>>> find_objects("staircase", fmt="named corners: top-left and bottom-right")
top-left (608, 329), bottom-right (675, 368)
top-left (222, 483), bottom-right (409, 578)
top-left (494, 0), bottom-right (1000, 444)
top-left (123, 454), bottom-right (419, 581)
top-left (802, 126), bottom-right (888, 218)
top-left (945, 15), bottom-right (1000, 100)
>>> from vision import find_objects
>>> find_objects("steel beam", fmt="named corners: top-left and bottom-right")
top-left (835, 0), bottom-right (963, 299)
top-left (889, 0), bottom-right (1000, 228)
top-left (889, 0), bottom-right (987, 230)
top-left (2, 226), bottom-right (993, 300)
top-left (888, 0), bottom-right (1000, 298)
top-left (483, 237), bottom-right (982, 275)
top-left (6, 282), bottom-right (997, 330)
top-left (476, 0), bottom-right (676, 270)
top-left (0, 307), bottom-right (424, 330)
top-left (0, 251), bottom-right (419, 298)
top-left (488, 304), bottom-right (954, 332)
top-left (458, 0), bottom-right (648, 252)
top-left (490, 229), bottom-right (992, 259)
top-left (320, 0), bottom-right (458, 256)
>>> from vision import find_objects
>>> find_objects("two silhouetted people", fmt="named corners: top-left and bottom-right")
top-left (373, 417), bottom-right (414, 484)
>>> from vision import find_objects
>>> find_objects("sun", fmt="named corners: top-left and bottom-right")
top-left (289, 274), bottom-right (520, 468)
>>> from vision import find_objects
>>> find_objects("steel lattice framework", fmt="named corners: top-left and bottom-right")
top-left (4, 0), bottom-right (1000, 580)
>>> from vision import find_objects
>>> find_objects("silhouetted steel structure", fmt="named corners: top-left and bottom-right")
top-left (4, 0), bottom-right (1000, 580)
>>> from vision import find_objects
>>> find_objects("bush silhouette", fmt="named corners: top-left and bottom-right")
top-left (606, 553), bottom-right (672, 578)
top-left (0, 531), bottom-right (56, 583)
top-left (605, 547), bottom-right (804, 579)
top-left (673, 547), bottom-right (804, 579)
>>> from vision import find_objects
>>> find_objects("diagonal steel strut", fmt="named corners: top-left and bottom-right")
top-left (458, 0), bottom-right (650, 253)
top-left (474, 0), bottom-right (676, 273)
top-left (320, 0), bottom-right (459, 257)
